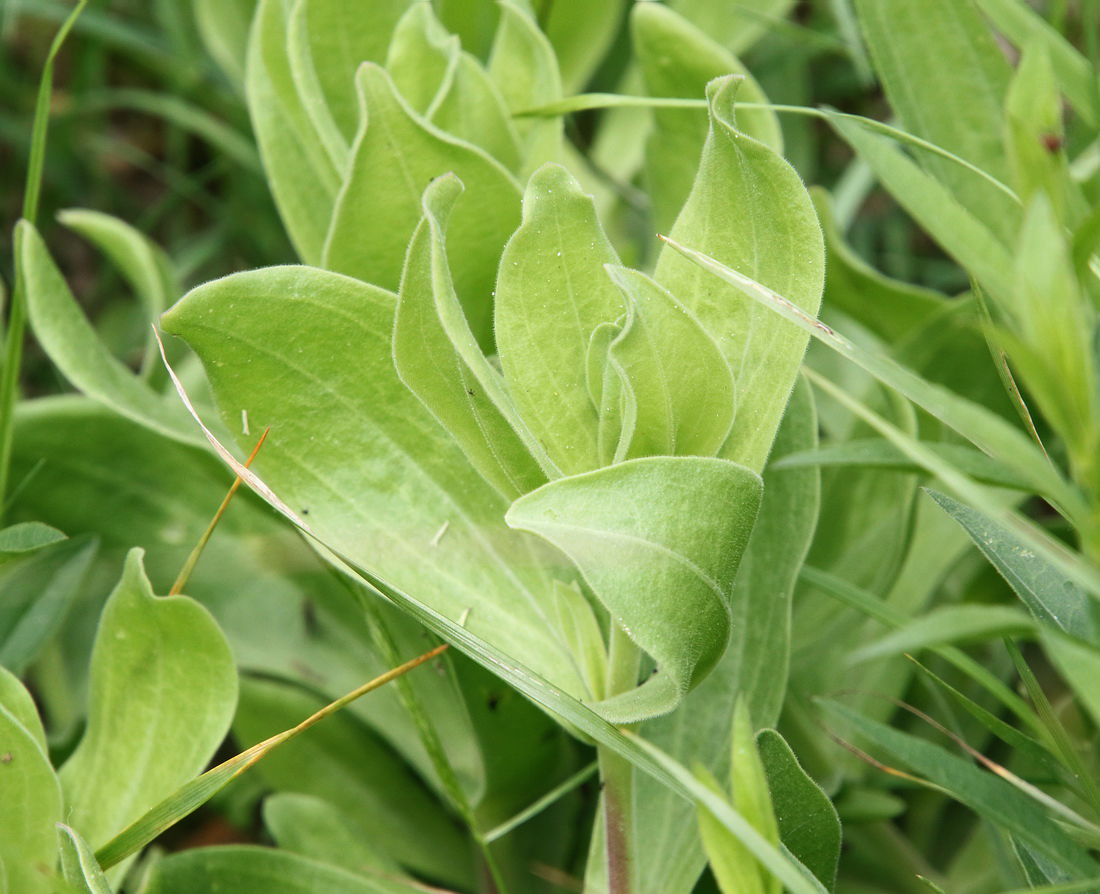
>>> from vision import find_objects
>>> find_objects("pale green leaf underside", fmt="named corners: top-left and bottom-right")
top-left (506, 456), bottom-right (762, 722)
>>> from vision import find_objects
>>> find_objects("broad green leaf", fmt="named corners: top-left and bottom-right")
top-left (756, 729), bottom-right (840, 892)
top-left (0, 703), bottom-right (62, 894)
top-left (0, 668), bottom-right (46, 756)
top-left (0, 538), bottom-right (96, 676)
top-left (542, 0), bottom-right (625, 94)
top-left (487, 1), bottom-right (563, 175)
top-left (976, 0), bottom-right (1100, 127)
top-left (58, 549), bottom-right (237, 850)
top-left (668, 0), bottom-right (796, 56)
top-left (506, 456), bottom-right (762, 722)
top-left (436, 0), bottom-right (500, 60)
top-left (658, 236), bottom-right (1091, 550)
top-left (605, 265), bottom-right (736, 460)
top-left (57, 824), bottom-right (111, 894)
top-left (384, 2), bottom-right (458, 115)
top-left (632, 377), bottom-right (819, 894)
top-left (0, 521), bottom-right (66, 559)
top-left (286, 0), bottom-right (349, 171)
top-left (827, 113), bottom-right (1018, 305)
top-left (323, 62), bottom-right (520, 348)
top-left (634, 3), bottom-right (782, 233)
top-left (654, 75), bottom-right (824, 473)
top-left (19, 221), bottom-right (205, 447)
top-left (193, 0), bottom-right (256, 90)
top-left (631, 733), bottom-right (826, 894)
top-left (926, 489), bottom-right (1100, 642)
top-left (819, 700), bottom-right (1100, 879)
top-left (429, 50), bottom-right (522, 172)
top-left (142, 846), bottom-right (429, 894)
top-left (245, 0), bottom-right (340, 263)
top-left (812, 188), bottom-right (946, 343)
top-left (853, 0), bottom-right (1019, 245)
top-left (263, 792), bottom-right (400, 875)
top-left (300, 0), bottom-right (408, 140)
top-left (162, 265), bottom-right (588, 707)
top-left (495, 162), bottom-right (624, 476)
top-left (848, 604), bottom-right (1036, 665)
top-left (393, 175), bottom-right (547, 498)
top-left (774, 438), bottom-right (1031, 490)
top-left (234, 676), bottom-right (471, 886)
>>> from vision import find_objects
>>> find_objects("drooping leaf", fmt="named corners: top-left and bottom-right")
top-left (506, 456), bottom-right (762, 722)
top-left (393, 174), bottom-right (548, 497)
top-left (926, 489), bottom-right (1100, 642)
top-left (495, 162), bottom-right (625, 476)
top-left (58, 549), bottom-right (238, 850)
top-left (634, 2), bottom-right (782, 233)
top-left (757, 728), bottom-right (841, 892)
top-left (323, 62), bottom-right (520, 347)
top-left (0, 703), bottom-right (62, 894)
top-left (654, 75), bottom-right (824, 473)
top-left (19, 221), bottom-right (205, 447)
top-left (161, 265), bottom-right (589, 707)
top-left (604, 265), bottom-right (736, 461)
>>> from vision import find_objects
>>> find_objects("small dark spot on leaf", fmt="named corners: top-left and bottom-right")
top-left (301, 507), bottom-right (310, 515)
top-left (1, 752), bottom-right (12, 764)
top-left (302, 599), bottom-right (318, 634)
top-left (1041, 132), bottom-right (1063, 152)
top-left (487, 693), bottom-right (501, 711)
top-left (466, 388), bottom-right (475, 396)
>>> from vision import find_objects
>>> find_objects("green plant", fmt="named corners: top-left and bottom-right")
top-left (2, 1), bottom-right (1100, 893)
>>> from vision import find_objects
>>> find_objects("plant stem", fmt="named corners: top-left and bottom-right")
top-left (599, 622), bottom-right (641, 894)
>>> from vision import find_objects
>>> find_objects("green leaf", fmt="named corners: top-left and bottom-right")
top-left (1039, 630), bottom-right (1100, 729)
top-left (926, 489), bottom-right (1100, 642)
top-left (668, 0), bottom-right (796, 56)
top-left (161, 265), bottom-right (589, 709)
top-left (245, 0), bottom-right (340, 263)
top-left (697, 765), bottom-right (774, 894)
top-left (774, 437), bottom-right (1032, 490)
top-left (0, 702), bottom-right (62, 894)
top-left (631, 377), bottom-right (819, 894)
top-left (654, 75), bottom-right (824, 473)
top-left (603, 265), bottom-right (736, 461)
top-left (757, 729), bottom-right (840, 892)
top-left (975, 0), bottom-right (1100, 127)
top-left (819, 699), bottom-right (1100, 879)
top-left (393, 174), bottom-right (548, 498)
top-left (323, 62), bottom-right (520, 347)
top-left (487, 1), bottom-right (563, 175)
top-left (142, 846), bottom-right (430, 894)
top-left (0, 667), bottom-right (47, 752)
top-left (19, 221), bottom-right (205, 447)
top-left (848, 604), bottom-right (1037, 665)
top-left (853, 0), bottom-right (1019, 245)
top-left (0, 538), bottom-right (96, 676)
top-left (542, 0), bottom-right (625, 95)
top-left (495, 162), bottom-right (625, 477)
top-left (57, 825), bottom-right (111, 894)
top-left (58, 549), bottom-right (238, 850)
top-left (384, 2), bottom-right (458, 115)
top-left (634, 2), bottom-right (782, 233)
top-left (262, 792), bottom-right (400, 876)
top-left (285, 0), bottom-right (349, 172)
top-left (506, 456), bottom-right (762, 722)
top-left (0, 521), bottom-right (66, 559)
top-left (234, 675), bottom-right (472, 887)
top-left (193, 0), bottom-right (255, 90)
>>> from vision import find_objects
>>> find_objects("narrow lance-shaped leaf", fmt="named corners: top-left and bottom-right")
top-left (394, 174), bottom-right (549, 497)
top-left (59, 549), bottom-right (238, 851)
top-left (655, 75), bottom-right (824, 473)
top-left (495, 162), bottom-right (626, 476)
top-left (323, 62), bottom-right (521, 349)
top-left (506, 456), bottom-right (763, 722)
